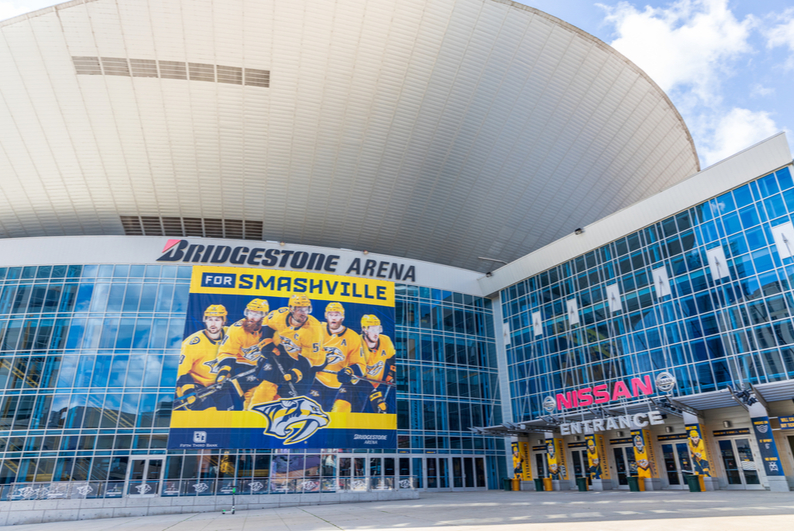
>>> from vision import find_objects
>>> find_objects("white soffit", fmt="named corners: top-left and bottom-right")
top-left (0, 0), bottom-right (699, 272)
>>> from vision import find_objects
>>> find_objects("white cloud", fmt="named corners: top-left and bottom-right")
top-left (701, 107), bottom-right (778, 166)
top-left (750, 83), bottom-right (774, 98)
top-left (599, 0), bottom-right (755, 102)
top-left (765, 9), bottom-right (794, 50)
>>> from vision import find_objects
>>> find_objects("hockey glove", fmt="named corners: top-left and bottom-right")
top-left (369, 390), bottom-right (387, 413)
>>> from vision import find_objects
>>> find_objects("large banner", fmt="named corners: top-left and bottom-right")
top-left (751, 416), bottom-right (784, 477)
top-left (167, 266), bottom-right (396, 449)
top-left (545, 438), bottom-right (568, 480)
top-left (512, 441), bottom-right (532, 480)
top-left (631, 429), bottom-right (658, 478)
top-left (585, 433), bottom-right (609, 480)
top-left (684, 424), bottom-right (713, 476)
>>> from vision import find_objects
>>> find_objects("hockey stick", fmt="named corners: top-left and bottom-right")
top-left (318, 369), bottom-right (396, 387)
top-left (173, 366), bottom-right (257, 410)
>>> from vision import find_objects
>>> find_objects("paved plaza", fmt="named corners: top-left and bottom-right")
top-left (8, 490), bottom-right (794, 531)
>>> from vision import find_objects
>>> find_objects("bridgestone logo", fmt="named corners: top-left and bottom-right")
top-left (353, 434), bottom-right (387, 440)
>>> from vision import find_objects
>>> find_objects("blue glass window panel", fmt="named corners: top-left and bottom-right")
top-left (28, 286), bottom-right (46, 313)
top-left (18, 319), bottom-right (38, 350)
top-left (773, 319), bottom-right (793, 346)
top-left (63, 319), bottom-right (85, 349)
top-left (166, 319), bottom-right (183, 348)
top-left (98, 318), bottom-right (119, 349)
top-left (732, 184), bottom-right (753, 208)
top-left (721, 212), bottom-right (742, 235)
top-left (132, 319), bottom-right (152, 348)
top-left (716, 191), bottom-right (736, 212)
top-left (108, 355), bottom-right (128, 387)
top-left (42, 286), bottom-right (62, 313)
top-left (751, 248), bottom-right (775, 273)
top-left (669, 344), bottom-right (687, 365)
top-left (21, 266), bottom-right (36, 279)
top-left (74, 355), bottom-right (96, 387)
top-left (86, 283), bottom-right (109, 313)
top-left (727, 233), bottom-right (749, 256)
top-left (0, 286), bottom-right (16, 315)
top-left (695, 362), bottom-right (715, 392)
top-left (145, 265), bottom-right (161, 278)
top-left (757, 172), bottom-right (780, 196)
top-left (775, 167), bottom-right (793, 189)
top-left (706, 337), bottom-right (727, 358)
top-left (120, 393), bottom-right (140, 428)
top-left (783, 189), bottom-right (794, 214)
top-left (147, 318), bottom-right (168, 348)
top-left (711, 362), bottom-right (734, 392)
top-left (763, 194), bottom-right (787, 219)
top-left (673, 365), bottom-right (693, 395)
top-left (6, 267), bottom-right (21, 280)
top-left (139, 284), bottom-right (158, 312)
top-left (172, 285), bottom-right (190, 314)
top-left (137, 394), bottom-right (158, 428)
top-left (115, 318), bottom-right (135, 349)
top-left (177, 266), bottom-right (192, 279)
top-left (690, 339), bottom-right (708, 361)
top-left (11, 285), bottom-right (31, 313)
top-left (73, 284), bottom-right (94, 312)
top-left (126, 355), bottom-right (146, 386)
top-left (65, 394), bottom-right (87, 428)
top-left (90, 356), bottom-right (112, 388)
top-left (155, 284), bottom-right (174, 313)
top-left (122, 284), bottom-right (142, 312)
top-left (105, 284), bottom-right (125, 312)
top-left (753, 326), bottom-right (778, 349)
top-left (82, 318), bottom-right (103, 349)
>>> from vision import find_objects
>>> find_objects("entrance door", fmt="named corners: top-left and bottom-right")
top-left (661, 443), bottom-right (690, 488)
top-left (127, 457), bottom-right (163, 496)
top-left (570, 449), bottom-right (589, 479)
top-left (535, 452), bottom-right (548, 478)
top-left (718, 438), bottom-right (763, 489)
top-left (612, 447), bottom-right (636, 488)
top-left (338, 455), bottom-right (367, 491)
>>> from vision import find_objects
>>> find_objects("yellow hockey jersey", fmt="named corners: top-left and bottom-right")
top-left (217, 319), bottom-right (267, 367)
top-left (266, 307), bottom-right (324, 367)
top-left (317, 324), bottom-right (365, 388)
top-left (362, 334), bottom-right (395, 387)
top-left (178, 328), bottom-right (227, 387)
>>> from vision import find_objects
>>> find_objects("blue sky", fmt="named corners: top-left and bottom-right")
top-left (2, 0), bottom-right (792, 167)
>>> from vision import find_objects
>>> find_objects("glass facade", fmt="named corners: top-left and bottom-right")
top-left (502, 167), bottom-right (794, 421)
top-left (0, 264), bottom-right (503, 497)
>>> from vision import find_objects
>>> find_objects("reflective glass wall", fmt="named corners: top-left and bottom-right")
top-left (502, 167), bottom-right (794, 421)
top-left (0, 263), bottom-right (503, 494)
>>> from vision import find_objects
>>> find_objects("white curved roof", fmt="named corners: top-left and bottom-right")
top-left (0, 0), bottom-right (699, 272)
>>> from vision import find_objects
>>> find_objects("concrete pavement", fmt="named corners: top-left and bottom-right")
top-left (8, 489), bottom-right (794, 530)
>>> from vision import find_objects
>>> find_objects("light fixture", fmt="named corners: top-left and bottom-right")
top-left (363, 250), bottom-right (369, 254)
top-left (665, 426), bottom-right (674, 433)
top-left (574, 228), bottom-right (584, 235)
top-left (616, 431), bottom-right (624, 437)
top-left (485, 272), bottom-right (493, 278)
top-left (537, 439), bottom-right (544, 445)
top-left (574, 435), bottom-right (580, 442)
top-left (279, 241), bottom-right (285, 246)
top-left (723, 420), bottom-right (732, 428)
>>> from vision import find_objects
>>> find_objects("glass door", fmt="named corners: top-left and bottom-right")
top-left (535, 452), bottom-right (548, 478)
top-left (612, 446), bottom-right (635, 488)
top-left (718, 438), bottom-right (762, 489)
top-left (126, 457), bottom-right (163, 496)
top-left (661, 443), bottom-right (690, 488)
top-left (570, 449), bottom-right (589, 479)
top-left (338, 455), bottom-right (367, 491)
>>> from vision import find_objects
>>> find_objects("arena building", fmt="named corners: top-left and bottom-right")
top-left (0, 0), bottom-right (791, 524)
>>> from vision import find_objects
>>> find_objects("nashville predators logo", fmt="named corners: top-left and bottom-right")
top-left (324, 347), bottom-right (345, 365)
top-left (251, 397), bottom-right (330, 445)
top-left (366, 361), bottom-right (384, 377)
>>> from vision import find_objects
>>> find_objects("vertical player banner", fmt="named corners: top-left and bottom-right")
top-left (684, 424), bottom-right (713, 476)
top-left (631, 429), bottom-right (658, 479)
top-left (545, 438), bottom-right (568, 480)
top-left (167, 266), bottom-right (396, 449)
top-left (511, 441), bottom-right (532, 480)
top-left (585, 434), bottom-right (609, 480)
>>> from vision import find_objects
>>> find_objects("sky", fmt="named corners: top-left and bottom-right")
top-left (1, 0), bottom-right (792, 168)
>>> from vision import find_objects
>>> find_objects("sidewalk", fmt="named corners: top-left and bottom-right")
top-left (9, 489), bottom-right (795, 531)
